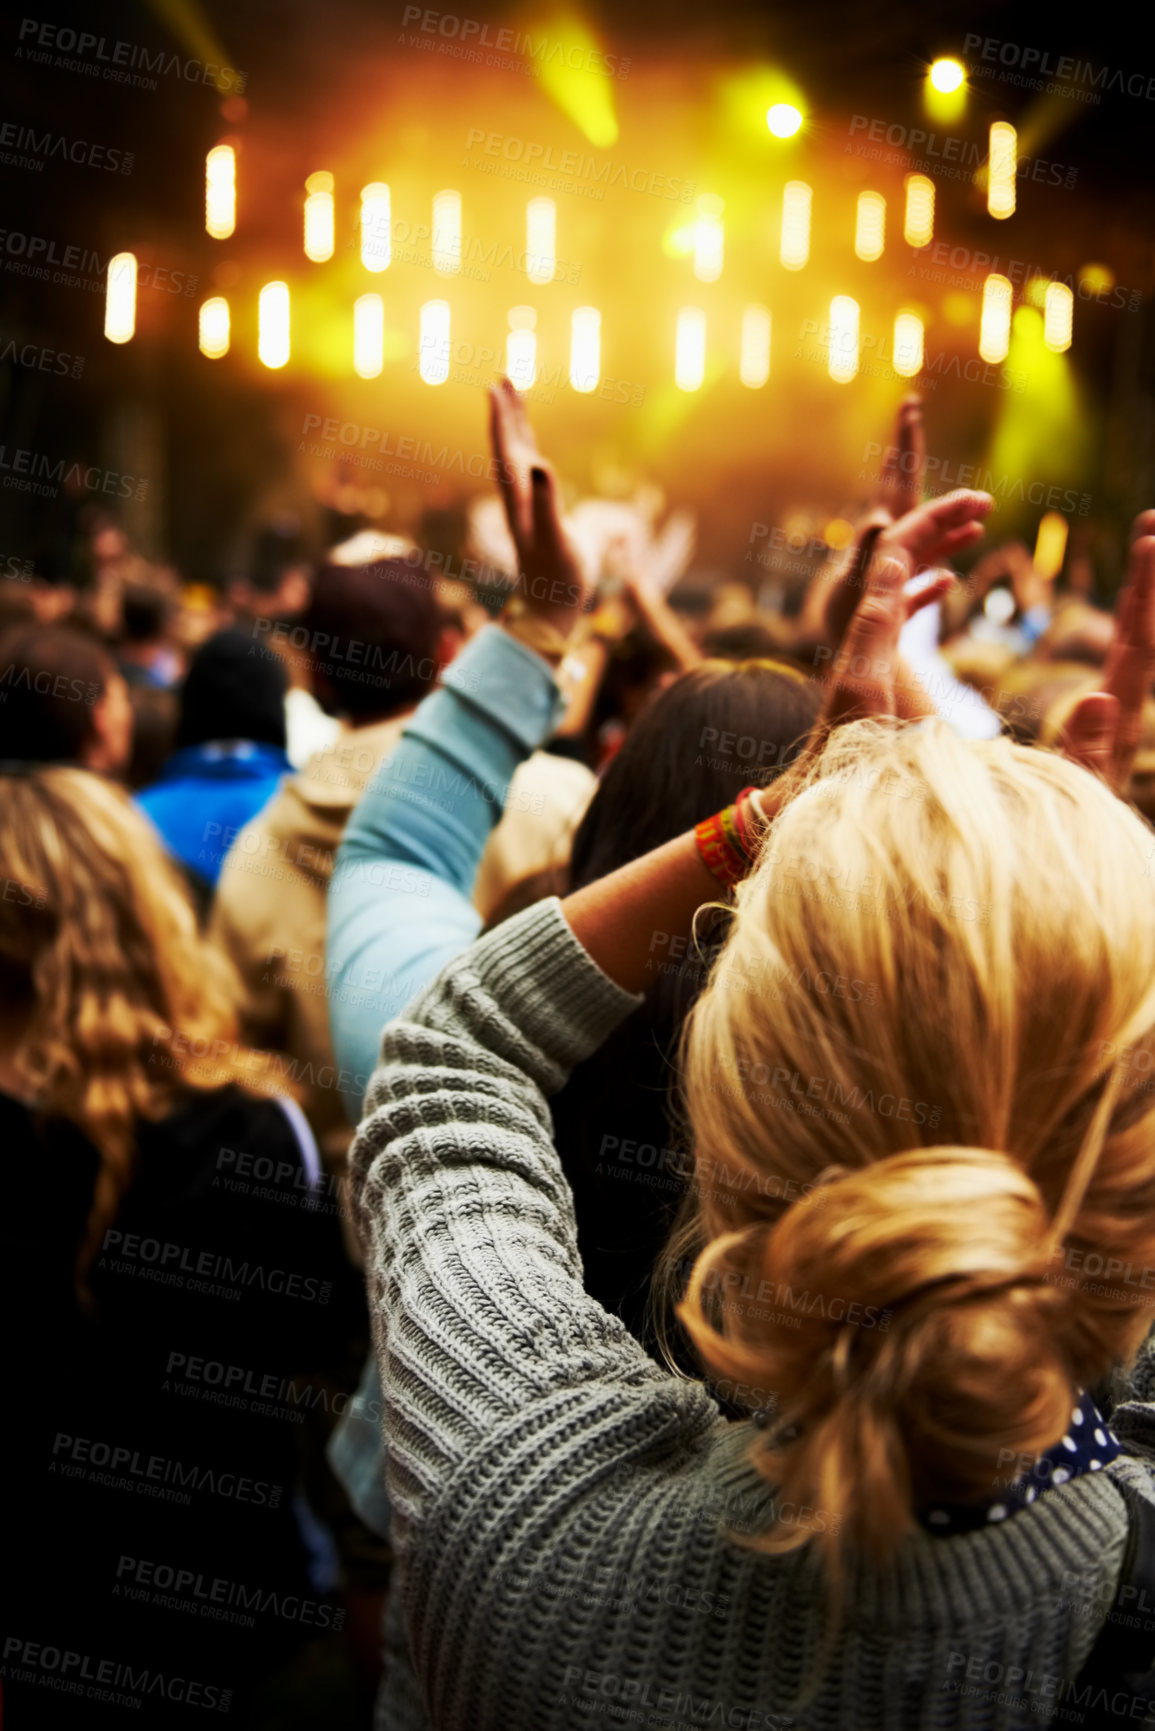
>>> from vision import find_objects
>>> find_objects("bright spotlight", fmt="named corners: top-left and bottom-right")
top-left (304, 171), bottom-right (335, 263)
top-left (675, 307), bottom-right (706, 392)
top-left (205, 145), bottom-right (235, 240)
top-left (198, 296), bottom-right (230, 359)
top-left (767, 103), bottom-right (802, 137)
top-left (419, 300), bottom-right (450, 385)
top-left (258, 282), bottom-right (290, 369)
top-left (780, 181), bottom-right (811, 270)
top-left (361, 183), bottom-right (391, 272)
top-left (1044, 282), bottom-right (1073, 353)
top-left (740, 305), bottom-right (771, 388)
top-left (979, 274), bottom-right (1013, 364)
top-left (570, 307), bottom-right (600, 393)
top-left (930, 58), bottom-right (965, 93)
top-left (828, 296), bottom-right (859, 383)
top-left (104, 253), bottom-right (137, 344)
top-left (526, 198), bottom-right (555, 287)
top-left (354, 294), bottom-right (384, 379)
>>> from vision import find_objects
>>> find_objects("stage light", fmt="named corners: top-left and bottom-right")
top-left (740, 304), bottom-right (771, 388)
top-left (258, 281), bottom-right (290, 369)
top-left (526, 198), bottom-right (555, 287)
top-left (205, 145), bottom-right (236, 240)
top-left (988, 122), bottom-right (1016, 220)
top-left (892, 311), bottom-right (924, 379)
top-left (432, 190), bottom-right (462, 277)
top-left (1034, 511), bottom-right (1068, 580)
top-left (1044, 281), bottom-right (1073, 352)
top-left (198, 296), bottom-right (229, 359)
top-left (675, 307), bottom-right (706, 392)
top-left (694, 195), bottom-right (724, 284)
top-left (354, 294), bottom-right (384, 379)
top-left (570, 307), bottom-right (601, 393)
top-left (507, 307), bottom-right (537, 391)
top-left (304, 172), bottom-right (335, 263)
top-left (979, 274), bottom-right (1013, 363)
top-left (824, 518), bottom-right (855, 549)
top-left (904, 175), bottom-right (934, 247)
top-left (828, 296), bottom-right (858, 383)
top-left (1024, 275), bottom-right (1050, 308)
top-left (1078, 263), bottom-right (1114, 295)
top-left (420, 300), bottom-right (450, 385)
top-left (780, 181), bottom-right (811, 271)
top-left (929, 57), bottom-right (965, 93)
top-left (767, 103), bottom-right (802, 137)
top-left (855, 192), bottom-right (885, 262)
top-left (104, 252), bottom-right (137, 344)
top-left (361, 183), bottom-right (391, 273)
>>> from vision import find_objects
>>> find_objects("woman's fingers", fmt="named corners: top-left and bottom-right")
top-left (824, 552), bottom-right (909, 724)
top-left (1061, 692), bottom-right (1120, 786)
top-left (882, 488), bottom-right (994, 567)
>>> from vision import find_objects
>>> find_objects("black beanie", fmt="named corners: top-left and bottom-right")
top-left (175, 628), bottom-right (288, 750)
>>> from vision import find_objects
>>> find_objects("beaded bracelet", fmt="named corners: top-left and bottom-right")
top-left (695, 785), bottom-right (765, 887)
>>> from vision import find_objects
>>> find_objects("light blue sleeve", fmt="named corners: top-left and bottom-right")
top-left (326, 624), bottom-right (564, 1123)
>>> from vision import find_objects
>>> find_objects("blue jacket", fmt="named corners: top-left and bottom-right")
top-left (138, 741), bottom-right (293, 888)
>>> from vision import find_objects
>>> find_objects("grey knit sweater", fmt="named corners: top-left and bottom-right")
top-left (349, 897), bottom-right (1155, 1731)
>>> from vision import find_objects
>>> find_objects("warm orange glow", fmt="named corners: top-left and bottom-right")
top-left (354, 294), bottom-right (384, 378)
top-left (304, 171), bottom-right (335, 262)
top-left (979, 274), bottom-right (1013, 363)
top-left (206, 145), bottom-right (236, 239)
top-left (988, 122), bottom-right (1016, 220)
top-left (780, 181), bottom-right (811, 271)
top-left (904, 174), bottom-right (934, 247)
top-left (198, 296), bottom-right (229, 358)
top-left (855, 192), bottom-right (885, 262)
top-left (675, 307), bottom-right (706, 391)
top-left (258, 281), bottom-right (289, 369)
top-left (570, 307), bottom-right (600, 392)
top-left (361, 183), bottom-right (391, 272)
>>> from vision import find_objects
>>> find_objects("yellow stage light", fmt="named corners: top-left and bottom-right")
top-left (205, 145), bottom-right (235, 240)
top-left (433, 190), bottom-right (462, 277)
top-left (930, 57), bottom-right (965, 93)
top-left (258, 281), bottom-right (289, 369)
top-left (419, 300), bottom-right (450, 385)
top-left (104, 252), bottom-right (136, 344)
top-left (507, 314), bottom-right (537, 391)
top-left (1034, 511), bottom-right (1068, 579)
top-left (824, 518), bottom-right (856, 549)
top-left (740, 304), bottom-right (771, 388)
top-left (198, 296), bottom-right (229, 359)
top-left (361, 183), bottom-right (391, 273)
top-left (304, 172), bottom-right (335, 263)
top-left (675, 307), bottom-right (706, 392)
top-left (904, 174), bottom-right (934, 247)
top-left (988, 122), bottom-right (1016, 220)
top-left (694, 195), bottom-right (724, 284)
top-left (979, 274), bottom-right (1013, 363)
top-left (893, 311), bottom-right (924, 378)
top-left (354, 294), bottom-right (384, 379)
top-left (780, 181), bottom-right (811, 271)
top-left (570, 306), bottom-right (600, 393)
top-left (1078, 263), bottom-right (1114, 295)
top-left (526, 198), bottom-right (555, 287)
top-left (828, 296), bottom-right (859, 383)
top-left (767, 103), bottom-right (802, 137)
top-left (1044, 281), bottom-right (1073, 353)
top-left (855, 191), bottom-right (885, 262)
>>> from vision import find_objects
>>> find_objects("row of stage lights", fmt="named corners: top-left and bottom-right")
top-left (100, 110), bottom-right (1073, 385)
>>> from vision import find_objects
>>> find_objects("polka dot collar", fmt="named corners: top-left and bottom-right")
top-left (920, 1393), bottom-right (1122, 1535)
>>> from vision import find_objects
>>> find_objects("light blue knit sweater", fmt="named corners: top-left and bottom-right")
top-left (349, 897), bottom-right (1155, 1730)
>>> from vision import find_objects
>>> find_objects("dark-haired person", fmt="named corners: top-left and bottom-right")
top-left (0, 621), bottom-right (133, 774)
top-left (137, 626), bottom-right (293, 902)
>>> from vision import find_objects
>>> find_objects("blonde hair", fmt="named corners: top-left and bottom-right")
top-left (673, 719), bottom-right (1155, 1579)
top-left (0, 769), bottom-right (282, 1297)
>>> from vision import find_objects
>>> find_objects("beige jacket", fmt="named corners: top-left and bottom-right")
top-left (210, 716), bottom-right (593, 1161)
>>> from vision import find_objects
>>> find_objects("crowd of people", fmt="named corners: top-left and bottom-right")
top-left (5, 380), bottom-right (1155, 1729)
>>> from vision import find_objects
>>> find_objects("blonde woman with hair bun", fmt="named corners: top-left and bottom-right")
top-left (349, 519), bottom-right (1155, 1730)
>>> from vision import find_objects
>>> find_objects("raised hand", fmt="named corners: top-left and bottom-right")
top-left (875, 396), bottom-right (926, 522)
top-left (1062, 530), bottom-right (1155, 794)
top-left (488, 378), bottom-right (588, 635)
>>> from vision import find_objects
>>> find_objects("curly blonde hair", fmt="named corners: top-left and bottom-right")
top-left (0, 768), bottom-right (283, 1297)
top-left (669, 719), bottom-right (1155, 1581)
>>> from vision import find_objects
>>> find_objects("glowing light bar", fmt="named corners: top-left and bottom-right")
top-left (767, 104), bottom-right (802, 138)
top-left (893, 311), bottom-right (924, 378)
top-left (354, 294), bottom-right (384, 379)
top-left (104, 252), bottom-right (136, 344)
top-left (904, 174), bottom-right (935, 248)
top-left (526, 198), bottom-right (555, 286)
top-left (258, 281), bottom-right (289, 369)
top-left (198, 296), bottom-right (229, 359)
top-left (694, 195), bottom-right (724, 284)
top-left (361, 182), bottom-right (390, 273)
top-left (304, 171), bottom-right (334, 262)
top-left (507, 329), bottom-right (537, 392)
top-left (780, 181), bottom-right (811, 271)
top-left (979, 274), bottom-right (1013, 364)
top-left (930, 57), bottom-right (965, 93)
top-left (570, 306), bottom-right (600, 393)
top-left (855, 192), bottom-right (885, 262)
top-left (1034, 511), bottom-right (1068, 580)
top-left (828, 296), bottom-right (859, 383)
top-left (432, 189), bottom-right (462, 277)
top-left (419, 299), bottom-right (450, 385)
top-left (675, 307), bottom-right (706, 392)
top-left (205, 145), bottom-right (235, 240)
top-left (988, 122), bottom-right (1016, 220)
top-left (1044, 281), bottom-right (1073, 352)
top-left (740, 304), bottom-right (771, 388)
